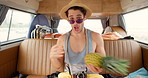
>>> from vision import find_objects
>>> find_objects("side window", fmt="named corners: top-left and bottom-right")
top-left (57, 19), bottom-right (103, 34)
top-left (57, 19), bottom-right (71, 34)
top-left (0, 9), bottom-right (11, 42)
top-left (84, 19), bottom-right (103, 34)
top-left (0, 9), bottom-right (35, 42)
top-left (123, 8), bottom-right (148, 43)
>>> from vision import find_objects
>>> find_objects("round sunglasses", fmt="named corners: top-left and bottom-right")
top-left (68, 19), bottom-right (83, 24)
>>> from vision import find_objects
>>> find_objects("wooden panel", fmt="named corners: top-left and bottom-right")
top-left (57, 0), bottom-right (71, 12)
top-left (38, 0), bottom-right (123, 17)
top-left (103, 0), bottom-right (122, 13)
top-left (82, 0), bottom-right (102, 12)
top-left (0, 46), bottom-right (19, 78)
top-left (38, 0), bottom-right (58, 13)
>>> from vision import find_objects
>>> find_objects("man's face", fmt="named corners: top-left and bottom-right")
top-left (68, 9), bottom-right (86, 33)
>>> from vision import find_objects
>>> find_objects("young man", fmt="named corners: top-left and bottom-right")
top-left (50, 0), bottom-right (106, 75)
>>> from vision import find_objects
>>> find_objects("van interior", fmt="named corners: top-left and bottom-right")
top-left (0, 0), bottom-right (148, 78)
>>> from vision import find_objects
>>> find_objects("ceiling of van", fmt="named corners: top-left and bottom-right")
top-left (0, 0), bottom-right (147, 18)
top-left (37, 0), bottom-right (148, 18)
top-left (37, 0), bottom-right (123, 18)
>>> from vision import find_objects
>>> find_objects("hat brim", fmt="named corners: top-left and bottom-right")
top-left (60, 3), bottom-right (92, 19)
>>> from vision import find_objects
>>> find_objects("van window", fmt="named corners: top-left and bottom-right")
top-left (57, 19), bottom-right (103, 34)
top-left (123, 8), bottom-right (148, 43)
top-left (57, 19), bottom-right (71, 34)
top-left (0, 9), bottom-right (35, 42)
top-left (84, 19), bottom-right (103, 34)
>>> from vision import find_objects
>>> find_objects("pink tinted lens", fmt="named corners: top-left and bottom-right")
top-left (69, 20), bottom-right (75, 24)
top-left (69, 19), bottom-right (83, 24)
top-left (76, 19), bottom-right (83, 23)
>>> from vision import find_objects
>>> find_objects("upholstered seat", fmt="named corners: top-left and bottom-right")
top-left (17, 39), bottom-right (57, 77)
top-left (102, 40), bottom-right (143, 76)
top-left (14, 39), bottom-right (146, 77)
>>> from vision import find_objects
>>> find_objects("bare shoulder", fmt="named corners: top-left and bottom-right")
top-left (91, 31), bottom-right (104, 45)
top-left (91, 31), bottom-right (102, 40)
top-left (91, 31), bottom-right (106, 56)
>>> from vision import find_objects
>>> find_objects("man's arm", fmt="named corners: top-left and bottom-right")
top-left (86, 32), bottom-right (106, 73)
top-left (93, 32), bottom-right (106, 56)
top-left (50, 35), bottom-right (66, 71)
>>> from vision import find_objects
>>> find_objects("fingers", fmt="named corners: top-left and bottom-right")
top-left (51, 44), bottom-right (64, 52)
top-left (96, 67), bottom-right (103, 72)
top-left (51, 45), bottom-right (63, 50)
top-left (86, 64), bottom-right (98, 73)
top-left (50, 44), bottom-right (65, 59)
top-left (51, 51), bottom-right (65, 57)
top-left (50, 51), bottom-right (64, 56)
top-left (86, 64), bottom-right (103, 73)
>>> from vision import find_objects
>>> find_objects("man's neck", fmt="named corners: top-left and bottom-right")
top-left (71, 28), bottom-right (86, 37)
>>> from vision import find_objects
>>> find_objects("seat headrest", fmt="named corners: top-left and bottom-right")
top-left (103, 26), bottom-right (127, 37)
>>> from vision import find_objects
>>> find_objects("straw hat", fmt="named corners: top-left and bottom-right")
top-left (60, 0), bottom-right (92, 19)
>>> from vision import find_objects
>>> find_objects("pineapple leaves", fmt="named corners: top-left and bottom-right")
top-left (85, 53), bottom-right (130, 75)
top-left (102, 56), bottom-right (130, 75)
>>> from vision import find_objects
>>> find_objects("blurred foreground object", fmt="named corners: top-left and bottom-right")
top-left (85, 53), bottom-right (130, 75)
top-left (58, 72), bottom-right (104, 78)
top-left (87, 74), bottom-right (104, 78)
top-left (58, 72), bottom-right (71, 78)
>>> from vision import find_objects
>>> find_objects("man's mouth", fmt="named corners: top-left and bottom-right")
top-left (74, 26), bottom-right (79, 31)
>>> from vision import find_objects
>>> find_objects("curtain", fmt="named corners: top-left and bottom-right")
top-left (118, 14), bottom-right (126, 32)
top-left (101, 17), bottom-right (110, 33)
top-left (0, 4), bottom-right (9, 25)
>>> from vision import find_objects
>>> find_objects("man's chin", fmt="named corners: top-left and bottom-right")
top-left (75, 30), bottom-right (83, 34)
top-left (72, 28), bottom-right (83, 33)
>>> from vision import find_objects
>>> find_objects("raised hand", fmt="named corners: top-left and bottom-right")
top-left (50, 45), bottom-right (65, 69)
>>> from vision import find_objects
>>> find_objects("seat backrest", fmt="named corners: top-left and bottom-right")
top-left (104, 26), bottom-right (127, 37)
top-left (17, 39), bottom-right (57, 76)
top-left (17, 39), bottom-right (142, 76)
top-left (103, 40), bottom-right (143, 76)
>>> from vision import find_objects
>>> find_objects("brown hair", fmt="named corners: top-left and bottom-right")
top-left (65, 6), bottom-right (87, 17)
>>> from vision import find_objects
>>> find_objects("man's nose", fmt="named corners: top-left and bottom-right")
top-left (74, 20), bottom-right (79, 24)
top-left (73, 21), bottom-right (78, 24)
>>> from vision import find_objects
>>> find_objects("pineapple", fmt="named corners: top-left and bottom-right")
top-left (85, 53), bottom-right (130, 75)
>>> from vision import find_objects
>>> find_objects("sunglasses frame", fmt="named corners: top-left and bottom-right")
top-left (68, 19), bottom-right (84, 24)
